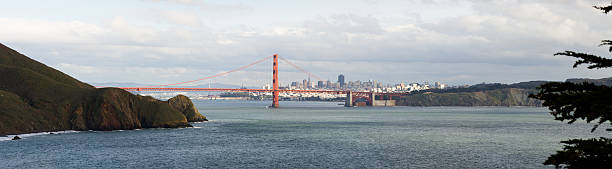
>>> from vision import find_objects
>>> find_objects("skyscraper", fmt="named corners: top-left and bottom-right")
top-left (303, 79), bottom-right (308, 89)
top-left (338, 74), bottom-right (345, 88)
top-left (307, 76), bottom-right (311, 88)
top-left (317, 81), bottom-right (325, 88)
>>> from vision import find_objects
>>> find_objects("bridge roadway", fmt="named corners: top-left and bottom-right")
top-left (119, 87), bottom-right (369, 94)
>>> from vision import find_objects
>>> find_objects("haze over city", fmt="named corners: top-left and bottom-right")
top-left (2, 0), bottom-right (612, 86)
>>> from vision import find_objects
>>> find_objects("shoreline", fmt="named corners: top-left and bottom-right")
top-left (0, 122), bottom-right (206, 141)
top-left (0, 130), bottom-right (80, 141)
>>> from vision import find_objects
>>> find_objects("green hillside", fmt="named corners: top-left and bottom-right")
top-left (397, 88), bottom-right (541, 106)
top-left (397, 77), bottom-right (612, 107)
top-left (0, 43), bottom-right (204, 135)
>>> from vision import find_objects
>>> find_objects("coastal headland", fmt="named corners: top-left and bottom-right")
top-left (0, 43), bottom-right (207, 136)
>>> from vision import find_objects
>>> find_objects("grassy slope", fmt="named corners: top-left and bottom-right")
top-left (0, 90), bottom-right (56, 134)
top-left (0, 43), bottom-right (191, 135)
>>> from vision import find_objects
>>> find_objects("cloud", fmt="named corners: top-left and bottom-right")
top-left (0, 18), bottom-right (105, 44)
top-left (142, 0), bottom-right (251, 11)
top-left (142, 0), bottom-right (201, 5)
top-left (2, 0), bottom-right (612, 86)
top-left (56, 63), bottom-right (198, 84)
top-left (304, 14), bottom-right (384, 35)
top-left (149, 9), bottom-right (202, 27)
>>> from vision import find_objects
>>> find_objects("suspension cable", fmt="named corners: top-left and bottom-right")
top-left (136, 55), bottom-right (274, 88)
top-left (278, 56), bottom-right (323, 81)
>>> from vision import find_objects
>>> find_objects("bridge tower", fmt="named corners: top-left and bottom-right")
top-left (272, 54), bottom-right (280, 108)
top-left (345, 91), bottom-right (353, 107)
top-left (370, 92), bottom-right (376, 106)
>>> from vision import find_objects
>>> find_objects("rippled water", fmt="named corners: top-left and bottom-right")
top-left (0, 100), bottom-right (606, 168)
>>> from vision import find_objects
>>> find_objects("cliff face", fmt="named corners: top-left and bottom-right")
top-left (396, 88), bottom-right (542, 106)
top-left (168, 95), bottom-right (207, 122)
top-left (0, 43), bottom-right (201, 135)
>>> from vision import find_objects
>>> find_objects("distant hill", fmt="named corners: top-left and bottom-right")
top-left (565, 77), bottom-right (612, 86)
top-left (397, 77), bottom-right (612, 107)
top-left (415, 81), bottom-right (549, 94)
top-left (397, 88), bottom-right (541, 106)
top-left (0, 43), bottom-right (205, 136)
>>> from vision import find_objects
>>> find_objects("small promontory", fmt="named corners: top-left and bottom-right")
top-left (168, 95), bottom-right (208, 122)
top-left (0, 43), bottom-right (207, 135)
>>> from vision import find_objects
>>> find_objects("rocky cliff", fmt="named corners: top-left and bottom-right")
top-left (168, 95), bottom-right (207, 122)
top-left (396, 88), bottom-right (542, 106)
top-left (0, 43), bottom-right (206, 135)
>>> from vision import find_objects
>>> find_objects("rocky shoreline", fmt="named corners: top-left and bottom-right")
top-left (0, 92), bottom-right (207, 136)
top-left (168, 95), bottom-right (208, 122)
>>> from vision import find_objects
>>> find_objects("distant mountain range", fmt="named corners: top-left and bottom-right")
top-left (91, 82), bottom-right (256, 89)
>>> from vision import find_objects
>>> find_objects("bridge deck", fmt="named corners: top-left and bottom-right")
top-left (116, 87), bottom-right (371, 94)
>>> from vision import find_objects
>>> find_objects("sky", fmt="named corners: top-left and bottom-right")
top-left (2, 0), bottom-right (612, 87)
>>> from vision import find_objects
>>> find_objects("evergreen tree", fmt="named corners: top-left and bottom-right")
top-left (529, 2), bottom-right (612, 168)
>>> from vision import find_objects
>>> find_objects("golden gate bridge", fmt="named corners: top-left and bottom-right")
top-left (105, 54), bottom-right (408, 108)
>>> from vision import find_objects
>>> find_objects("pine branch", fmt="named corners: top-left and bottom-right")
top-left (554, 51), bottom-right (612, 69)
top-left (544, 137), bottom-right (612, 168)
top-left (594, 3), bottom-right (612, 13)
top-left (600, 40), bottom-right (612, 52)
top-left (529, 82), bottom-right (612, 132)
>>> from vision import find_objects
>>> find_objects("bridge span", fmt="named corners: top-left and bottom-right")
top-left (119, 87), bottom-right (405, 107)
top-left (109, 54), bottom-right (408, 107)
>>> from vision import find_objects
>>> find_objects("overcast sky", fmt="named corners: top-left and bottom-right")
top-left (2, 0), bottom-right (612, 87)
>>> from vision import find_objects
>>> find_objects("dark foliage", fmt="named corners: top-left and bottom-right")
top-left (531, 82), bottom-right (612, 132)
top-left (594, 3), bottom-right (612, 14)
top-left (555, 51), bottom-right (612, 69)
top-left (544, 138), bottom-right (612, 169)
top-left (600, 40), bottom-right (612, 52)
top-left (528, 4), bottom-right (612, 168)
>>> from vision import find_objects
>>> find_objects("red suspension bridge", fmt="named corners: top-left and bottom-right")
top-left (108, 54), bottom-right (407, 108)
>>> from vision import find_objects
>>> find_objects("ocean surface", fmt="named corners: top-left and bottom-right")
top-left (0, 100), bottom-right (607, 168)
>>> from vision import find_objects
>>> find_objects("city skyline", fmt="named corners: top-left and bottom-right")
top-left (285, 73), bottom-right (447, 90)
top-left (2, 0), bottom-right (612, 87)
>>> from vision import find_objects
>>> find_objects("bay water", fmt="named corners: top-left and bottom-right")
top-left (1, 100), bottom-right (606, 168)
